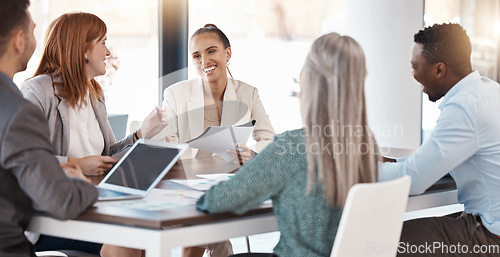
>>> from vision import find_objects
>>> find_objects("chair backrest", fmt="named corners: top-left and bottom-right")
top-left (331, 176), bottom-right (411, 257)
top-left (36, 250), bottom-right (99, 257)
top-left (108, 114), bottom-right (129, 139)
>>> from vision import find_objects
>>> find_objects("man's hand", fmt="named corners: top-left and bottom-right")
top-left (68, 156), bottom-right (117, 176)
top-left (60, 162), bottom-right (90, 183)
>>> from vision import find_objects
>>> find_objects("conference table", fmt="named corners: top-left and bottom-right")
top-left (380, 147), bottom-right (459, 212)
top-left (28, 151), bottom-right (458, 257)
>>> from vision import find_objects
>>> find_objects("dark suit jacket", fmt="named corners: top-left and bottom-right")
top-left (0, 72), bottom-right (98, 257)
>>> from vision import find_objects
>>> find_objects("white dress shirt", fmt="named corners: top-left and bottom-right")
top-left (66, 94), bottom-right (105, 158)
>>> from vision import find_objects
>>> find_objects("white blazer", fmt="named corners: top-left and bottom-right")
top-left (153, 77), bottom-right (275, 159)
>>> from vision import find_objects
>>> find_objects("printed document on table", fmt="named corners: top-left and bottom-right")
top-left (94, 188), bottom-right (204, 211)
top-left (169, 174), bottom-right (234, 191)
top-left (186, 120), bottom-right (255, 161)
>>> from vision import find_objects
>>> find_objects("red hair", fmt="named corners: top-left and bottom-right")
top-left (34, 12), bottom-right (106, 107)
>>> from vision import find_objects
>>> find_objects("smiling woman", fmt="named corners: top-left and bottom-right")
top-left (18, 12), bottom-right (167, 256)
top-left (85, 36), bottom-right (111, 79)
top-left (160, 26), bottom-right (276, 257)
top-left (21, 12), bottom-right (166, 175)
top-left (105, 23), bottom-right (277, 257)
top-left (190, 24), bottom-right (233, 82)
top-left (152, 24), bottom-right (275, 164)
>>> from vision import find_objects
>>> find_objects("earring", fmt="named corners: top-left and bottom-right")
top-left (85, 59), bottom-right (89, 64)
top-left (226, 61), bottom-right (230, 66)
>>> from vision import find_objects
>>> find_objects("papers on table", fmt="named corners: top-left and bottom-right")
top-left (186, 120), bottom-right (255, 161)
top-left (94, 174), bottom-right (234, 211)
top-left (169, 174), bottom-right (234, 191)
top-left (197, 173), bottom-right (235, 181)
top-left (94, 188), bottom-right (204, 211)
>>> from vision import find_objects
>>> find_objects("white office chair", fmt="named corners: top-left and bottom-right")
top-left (36, 250), bottom-right (99, 257)
top-left (330, 176), bottom-right (411, 257)
top-left (36, 251), bottom-right (68, 257)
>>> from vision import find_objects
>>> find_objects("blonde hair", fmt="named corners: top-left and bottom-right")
top-left (33, 12), bottom-right (106, 108)
top-left (300, 33), bottom-right (378, 208)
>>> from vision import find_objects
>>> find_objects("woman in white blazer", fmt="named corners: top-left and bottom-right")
top-left (109, 24), bottom-right (276, 257)
top-left (160, 77), bottom-right (275, 159)
top-left (153, 24), bottom-right (275, 163)
top-left (176, 24), bottom-right (275, 257)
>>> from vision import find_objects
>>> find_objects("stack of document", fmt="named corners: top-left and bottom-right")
top-left (169, 174), bottom-right (234, 191)
top-left (186, 120), bottom-right (255, 161)
top-left (95, 188), bottom-right (204, 211)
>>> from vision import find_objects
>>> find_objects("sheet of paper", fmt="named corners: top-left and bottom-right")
top-left (169, 179), bottom-right (217, 191)
top-left (169, 174), bottom-right (234, 191)
top-left (186, 121), bottom-right (255, 161)
top-left (196, 173), bottom-right (234, 181)
top-left (94, 188), bottom-right (203, 211)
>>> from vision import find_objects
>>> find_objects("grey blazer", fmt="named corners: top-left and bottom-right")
top-left (21, 74), bottom-right (133, 159)
top-left (0, 71), bottom-right (97, 257)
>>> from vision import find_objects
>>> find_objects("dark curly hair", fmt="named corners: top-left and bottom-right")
top-left (414, 23), bottom-right (472, 76)
top-left (0, 0), bottom-right (30, 57)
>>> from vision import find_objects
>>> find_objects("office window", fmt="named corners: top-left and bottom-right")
top-left (188, 0), bottom-right (346, 134)
top-left (16, 0), bottom-right (159, 131)
top-left (422, 0), bottom-right (500, 141)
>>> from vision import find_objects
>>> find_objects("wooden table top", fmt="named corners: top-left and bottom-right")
top-left (80, 157), bottom-right (274, 229)
top-left (77, 156), bottom-right (456, 229)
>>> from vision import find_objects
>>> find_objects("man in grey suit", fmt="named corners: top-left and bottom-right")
top-left (0, 1), bottom-right (98, 256)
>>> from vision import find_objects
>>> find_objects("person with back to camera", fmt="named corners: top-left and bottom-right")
top-left (196, 32), bottom-right (379, 257)
top-left (0, 1), bottom-right (98, 256)
top-left (152, 24), bottom-right (275, 165)
top-left (20, 12), bottom-right (168, 256)
top-left (380, 23), bottom-right (500, 257)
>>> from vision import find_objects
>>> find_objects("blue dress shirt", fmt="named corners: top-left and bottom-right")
top-left (380, 71), bottom-right (500, 236)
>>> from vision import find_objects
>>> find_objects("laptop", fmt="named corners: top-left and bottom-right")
top-left (97, 139), bottom-right (187, 201)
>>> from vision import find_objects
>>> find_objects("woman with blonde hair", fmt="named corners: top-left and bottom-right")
top-left (196, 32), bottom-right (379, 257)
top-left (21, 12), bottom-right (166, 255)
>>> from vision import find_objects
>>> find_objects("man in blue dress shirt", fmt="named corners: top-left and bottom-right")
top-left (381, 23), bottom-right (500, 256)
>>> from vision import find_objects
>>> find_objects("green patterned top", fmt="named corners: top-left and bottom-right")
top-left (197, 129), bottom-right (342, 257)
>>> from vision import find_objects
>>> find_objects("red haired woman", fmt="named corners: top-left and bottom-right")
top-left (22, 12), bottom-right (166, 176)
top-left (21, 12), bottom-right (166, 255)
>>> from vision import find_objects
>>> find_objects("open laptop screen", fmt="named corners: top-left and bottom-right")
top-left (104, 144), bottom-right (180, 190)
